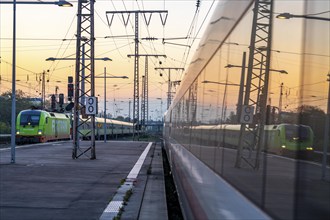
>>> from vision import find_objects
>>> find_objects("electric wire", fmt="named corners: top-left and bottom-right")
top-left (181, 0), bottom-right (216, 73)
top-left (95, 8), bottom-right (127, 60)
top-left (47, 13), bottom-right (76, 80)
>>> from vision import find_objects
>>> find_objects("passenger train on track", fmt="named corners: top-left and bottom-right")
top-left (189, 123), bottom-right (314, 156)
top-left (162, 0), bottom-right (329, 220)
top-left (15, 109), bottom-right (136, 144)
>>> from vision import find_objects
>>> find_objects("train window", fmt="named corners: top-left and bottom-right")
top-left (20, 111), bottom-right (41, 126)
top-left (285, 125), bottom-right (309, 141)
top-left (45, 117), bottom-right (48, 124)
top-left (50, 113), bottom-right (55, 117)
top-left (30, 116), bottom-right (39, 125)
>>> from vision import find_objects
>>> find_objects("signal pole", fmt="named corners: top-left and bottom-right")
top-left (106, 10), bottom-right (168, 140)
top-left (155, 67), bottom-right (184, 109)
top-left (39, 70), bottom-right (49, 110)
top-left (279, 82), bottom-right (284, 112)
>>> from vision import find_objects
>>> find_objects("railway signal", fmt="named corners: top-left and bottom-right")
top-left (67, 83), bottom-right (74, 99)
top-left (51, 95), bottom-right (56, 110)
top-left (67, 76), bottom-right (73, 101)
top-left (59, 93), bottom-right (64, 112)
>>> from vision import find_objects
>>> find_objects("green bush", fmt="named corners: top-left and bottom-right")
top-left (0, 122), bottom-right (10, 134)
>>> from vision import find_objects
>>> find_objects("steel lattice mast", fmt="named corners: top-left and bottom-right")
top-left (72, 0), bottom-right (96, 159)
top-left (235, 0), bottom-right (274, 169)
top-left (106, 10), bottom-right (168, 139)
top-left (127, 54), bottom-right (166, 129)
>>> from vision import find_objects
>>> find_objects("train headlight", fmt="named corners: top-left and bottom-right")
top-left (16, 131), bottom-right (20, 135)
top-left (37, 129), bottom-right (42, 135)
top-left (306, 147), bottom-right (313, 151)
top-left (281, 145), bottom-right (286, 149)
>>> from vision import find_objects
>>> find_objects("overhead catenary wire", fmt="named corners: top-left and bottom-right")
top-left (96, 7), bottom-right (129, 60)
top-left (47, 13), bottom-right (77, 80)
top-left (180, 0), bottom-right (216, 73)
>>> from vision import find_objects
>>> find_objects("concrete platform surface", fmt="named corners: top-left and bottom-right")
top-left (0, 140), bottom-right (167, 220)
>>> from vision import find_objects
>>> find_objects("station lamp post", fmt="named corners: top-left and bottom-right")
top-left (224, 59), bottom-right (288, 121)
top-left (322, 73), bottom-right (330, 180)
top-left (156, 98), bottom-right (163, 120)
top-left (1, 0), bottom-right (72, 6)
top-left (201, 80), bottom-right (241, 87)
top-left (46, 56), bottom-right (111, 149)
top-left (202, 80), bottom-right (241, 124)
top-left (0, 0), bottom-right (73, 164)
top-left (95, 67), bottom-right (128, 143)
top-left (225, 64), bottom-right (288, 74)
top-left (276, 11), bottom-right (330, 179)
top-left (46, 56), bottom-right (111, 104)
top-left (276, 13), bottom-right (330, 21)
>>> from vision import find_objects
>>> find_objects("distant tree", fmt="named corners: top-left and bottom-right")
top-left (226, 111), bottom-right (238, 124)
top-left (297, 105), bottom-right (325, 116)
top-left (297, 105), bottom-right (326, 150)
top-left (115, 116), bottom-right (125, 121)
top-left (297, 105), bottom-right (325, 128)
top-left (0, 90), bottom-right (32, 132)
top-left (0, 121), bottom-right (10, 134)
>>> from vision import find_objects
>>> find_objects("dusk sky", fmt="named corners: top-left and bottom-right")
top-left (0, 0), bottom-right (329, 119)
top-left (0, 0), bottom-right (215, 119)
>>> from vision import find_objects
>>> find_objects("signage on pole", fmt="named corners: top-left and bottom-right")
top-left (86, 97), bottom-right (97, 115)
top-left (240, 105), bottom-right (254, 124)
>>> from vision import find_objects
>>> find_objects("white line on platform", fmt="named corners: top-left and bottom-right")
top-left (99, 142), bottom-right (153, 220)
top-left (127, 142), bottom-right (152, 180)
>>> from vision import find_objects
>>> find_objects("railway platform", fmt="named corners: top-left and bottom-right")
top-left (0, 140), bottom-right (167, 220)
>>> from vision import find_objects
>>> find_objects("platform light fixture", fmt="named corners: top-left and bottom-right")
top-left (95, 68), bottom-right (128, 143)
top-left (0, 0), bottom-right (73, 164)
top-left (276, 12), bottom-right (330, 21)
top-left (0, 1), bottom-right (72, 6)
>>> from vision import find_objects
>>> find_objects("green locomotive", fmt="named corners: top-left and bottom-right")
top-left (16, 109), bottom-right (137, 144)
top-left (16, 110), bottom-right (71, 143)
top-left (190, 123), bottom-right (314, 156)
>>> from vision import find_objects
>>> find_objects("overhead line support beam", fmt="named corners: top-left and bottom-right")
top-left (106, 10), bottom-right (168, 140)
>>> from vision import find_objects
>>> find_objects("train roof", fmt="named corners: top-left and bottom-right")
top-left (78, 116), bottom-right (134, 126)
top-left (95, 117), bottom-right (133, 126)
top-left (190, 123), bottom-right (311, 131)
top-left (19, 109), bottom-right (69, 119)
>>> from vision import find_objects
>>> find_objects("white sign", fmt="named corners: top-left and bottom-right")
top-left (86, 97), bottom-right (97, 115)
top-left (240, 105), bottom-right (254, 124)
